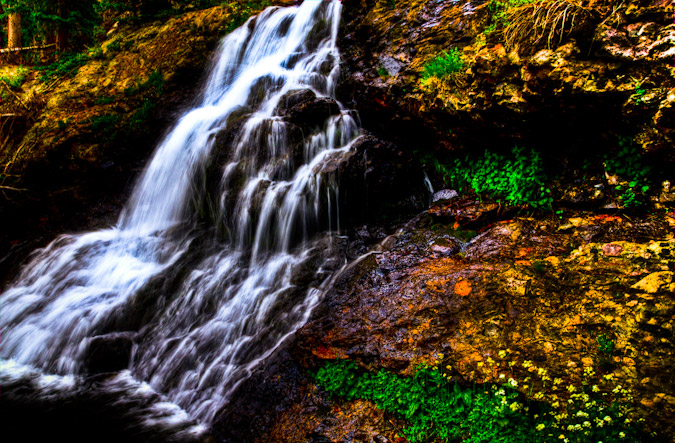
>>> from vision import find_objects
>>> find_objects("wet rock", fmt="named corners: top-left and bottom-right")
top-left (429, 196), bottom-right (503, 227)
top-left (257, 210), bottom-right (675, 441)
top-left (338, 134), bottom-right (426, 224)
top-left (81, 333), bottom-right (134, 374)
top-left (283, 94), bottom-right (340, 130)
top-left (274, 88), bottom-right (317, 111)
top-left (430, 237), bottom-right (461, 256)
top-left (432, 189), bottom-right (458, 202)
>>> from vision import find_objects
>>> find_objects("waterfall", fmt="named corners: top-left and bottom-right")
top-left (0, 0), bottom-right (358, 429)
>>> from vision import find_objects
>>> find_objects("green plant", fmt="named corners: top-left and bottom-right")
top-left (316, 360), bottom-right (534, 443)
top-left (377, 66), bottom-right (390, 79)
top-left (421, 48), bottom-right (464, 81)
top-left (316, 357), bottom-right (648, 443)
top-left (603, 137), bottom-right (651, 209)
top-left (124, 69), bottom-right (164, 97)
top-left (128, 100), bottom-right (156, 130)
top-left (489, 0), bottom-right (534, 26)
top-left (88, 113), bottom-right (120, 131)
top-left (0, 65), bottom-right (29, 90)
top-left (37, 51), bottom-right (93, 82)
top-left (445, 146), bottom-right (552, 209)
top-left (631, 78), bottom-right (646, 105)
top-left (596, 334), bottom-right (614, 355)
top-left (315, 359), bottom-right (645, 443)
top-left (106, 39), bottom-right (122, 53)
top-left (95, 95), bottom-right (115, 105)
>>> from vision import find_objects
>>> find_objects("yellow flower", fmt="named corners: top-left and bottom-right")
top-left (592, 385), bottom-right (600, 392)
top-left (536, 424), bottom-right (546, 431)
top-left (498, 350), bottom-right (507, 358)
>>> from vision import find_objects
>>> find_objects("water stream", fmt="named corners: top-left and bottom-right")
top-left (1, 0), bottom-right (358, 431)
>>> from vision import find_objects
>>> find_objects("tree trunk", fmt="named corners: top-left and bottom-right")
top-left (56, 0), bottom-right (67, 51)
top-left (7, 13), bottom-right (21, 49)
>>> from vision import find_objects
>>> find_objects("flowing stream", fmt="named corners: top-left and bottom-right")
top-left (1, 0), bottom-right (358, 431)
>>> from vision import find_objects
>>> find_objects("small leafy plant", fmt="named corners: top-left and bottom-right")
top-left (316, 357), bottom-right (647, 443)
top-left (377, 66), bottom-right (390, 79)
top-left (421, 48), bottom-right (464, 81)
top-left (597, 334), bottom-right (614, 355)
top-left (442, 145), bottom-right (552, 209)
top-left (632, 78), bottom-right (646, 105)
top-left (316, 360), bottom-right (535, 443)
top-left (603, 137), bottom-right (651, 209)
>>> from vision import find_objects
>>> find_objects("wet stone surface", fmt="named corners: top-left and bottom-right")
top-left (247, 209), bottom-right (675, 442)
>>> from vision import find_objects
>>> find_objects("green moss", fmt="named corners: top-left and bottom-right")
top-left (377, 66), bottom-right (390, 79)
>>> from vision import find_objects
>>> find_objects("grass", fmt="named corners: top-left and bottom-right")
top-left (421, 49), bottom-right (464, 81)
top-left (488, 0), bottom-right (593, 50)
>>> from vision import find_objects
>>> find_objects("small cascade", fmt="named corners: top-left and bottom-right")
top-left (0, 0), bottom-right (358, 428)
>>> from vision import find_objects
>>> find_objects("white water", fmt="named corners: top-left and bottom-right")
top-left (0, 0), bottom-right (358, 426)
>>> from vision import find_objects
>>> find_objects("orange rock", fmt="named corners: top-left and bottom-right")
top-left (454, 279), bottom-right (472, 296)
top-left (313, 346), bottom-right (347, 360)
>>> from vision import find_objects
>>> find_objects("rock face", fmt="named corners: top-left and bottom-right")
top-left (336, 0), bottom-right (675, 169)
top-left (242, 210), bottom-right (675, 442)
top-left (82, 333), bottom-right (134, 374)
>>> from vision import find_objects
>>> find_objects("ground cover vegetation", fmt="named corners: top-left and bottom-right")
top-left (316, 356), bottom-right (648, 443)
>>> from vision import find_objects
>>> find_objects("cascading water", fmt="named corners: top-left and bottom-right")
top-left (0, 0), bottom-right (358, 431)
